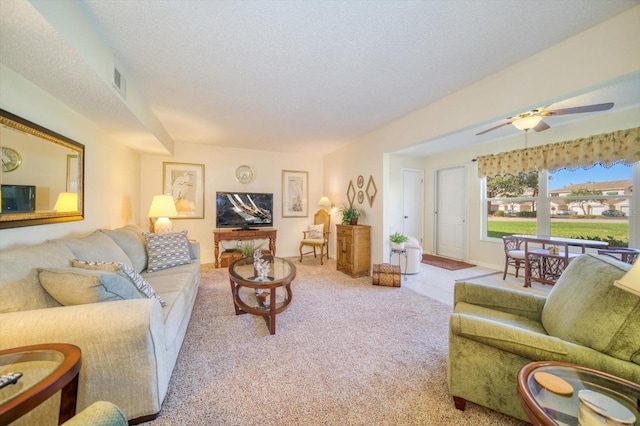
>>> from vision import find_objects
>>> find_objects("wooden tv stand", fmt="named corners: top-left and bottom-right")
top-left (213, 228), bottom-right (277, 268)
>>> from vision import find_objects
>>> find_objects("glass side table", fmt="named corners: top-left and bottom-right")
top-left (0, 343), bottom-right (81, 425)
top-left (517, 361), bottom-right (640, 426)
top-left (228, 256), bottom-right (296, 335)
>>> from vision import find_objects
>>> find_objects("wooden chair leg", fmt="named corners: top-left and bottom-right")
top-left (320, 246), bottom-right (324, 265)
top-left (453, 396), bottom-right (467, 411)
top-left (503, 259), bottom-right (509, 280)
top-left (299, 244), bottom-right (304, 263)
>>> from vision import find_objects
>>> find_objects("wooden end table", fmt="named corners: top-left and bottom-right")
top-left (517, 361), bottom-right (640, 426)
top-left (228, 256), bottom-right (295, 335)
top-left (0, 343), bottom-right (81, 425)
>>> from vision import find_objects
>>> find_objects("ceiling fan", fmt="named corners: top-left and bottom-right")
top-left (476, 102), bottom-right (614, 135)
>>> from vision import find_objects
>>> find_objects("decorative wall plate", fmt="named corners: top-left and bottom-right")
top-left (357, 191), bottom-right (364, 204)
top-left (357, 175), bottom-right (364, 188)
top-left (235, 165), bottom-right (254, 184)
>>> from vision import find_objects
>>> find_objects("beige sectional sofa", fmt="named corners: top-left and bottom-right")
top-left (0, 225), bottom-right (200, 424)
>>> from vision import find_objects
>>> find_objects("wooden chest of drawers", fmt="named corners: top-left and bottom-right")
top-left (336, 224), bottom-right (371, 278)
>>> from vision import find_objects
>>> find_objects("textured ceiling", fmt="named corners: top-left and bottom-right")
top-left (1, 0), bottom-right (639, 155)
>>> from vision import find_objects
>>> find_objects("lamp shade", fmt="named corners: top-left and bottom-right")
top-left (147, 195), bottom-right (177, 218)
top-left (512, 115), bottom-right (543, 131)
top-left (318, 196), bottom-right (332, 208)
top-left (54, 192), bottom-right (78, 212)
top-left (614, 261), bottom-right (640, 297)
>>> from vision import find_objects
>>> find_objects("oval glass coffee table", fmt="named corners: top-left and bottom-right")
top-left (0, 343), bottom-right (81, 425)
top-left (228, 256), bottom-right (296, 335)
top-left (517, 361), bottom-right (640, 426)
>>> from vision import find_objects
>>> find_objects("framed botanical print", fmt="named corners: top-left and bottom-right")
top-left (163, 162), bottom-right (205, 219)
top-left (282, 170), bottom-right (308, 217)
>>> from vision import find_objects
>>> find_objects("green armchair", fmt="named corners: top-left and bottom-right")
top-left (62, 401), bottom-right (127, 426)
top-left (447, 254), bottom-right (640, 421)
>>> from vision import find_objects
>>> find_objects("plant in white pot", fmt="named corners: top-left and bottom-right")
top-left (390, 232), bottom-right (409, 251)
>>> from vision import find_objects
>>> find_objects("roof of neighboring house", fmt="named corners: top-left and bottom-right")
top-left (550, 179), bottom-right (633, 194)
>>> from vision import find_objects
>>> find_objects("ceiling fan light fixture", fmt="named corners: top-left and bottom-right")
top-left (512, 115), bottom-right (543, 131)
top-left (511, 115), bottom-right (542, 131)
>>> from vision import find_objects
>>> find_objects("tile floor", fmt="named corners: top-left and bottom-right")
top-left (402, 262), bottom-right (552, 307)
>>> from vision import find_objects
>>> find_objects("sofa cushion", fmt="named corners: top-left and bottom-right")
top-left (72, 259), bottom-right (166, 306)
top-left (57, 230), bottom-right (133, 267)
top-left (0, 241), bottom-right (73, 312)
top-left (143, 231), bottom-right (192, 272)
top-left (101, 225), bottom-right (148, 273)
top-left (38, 267), bottom-right (145, 305)
top-left (542, 254), bottom-right (639, 362)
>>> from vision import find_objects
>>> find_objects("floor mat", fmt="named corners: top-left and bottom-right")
top-left (421, 254), bottom-right (476, 270)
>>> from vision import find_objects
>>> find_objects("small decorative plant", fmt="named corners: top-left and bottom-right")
top-left (389, 232), bottom-right (409, 244)
top-left (237, 241), bottom-right (264, 258)
top-left (390, 232), bottom-right (408, 250)
top-left (338, 204), bottom-right (365, 225)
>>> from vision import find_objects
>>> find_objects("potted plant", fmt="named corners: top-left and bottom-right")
top-left (338, 204), bottom-right (365, 225)
top-left (237, 241), bottom-right (264, 258)
top-left (390, 232), bottom-right (409, 251)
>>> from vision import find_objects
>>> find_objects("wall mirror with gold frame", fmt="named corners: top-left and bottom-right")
top-left (0, 109), bottom-right (84, 229)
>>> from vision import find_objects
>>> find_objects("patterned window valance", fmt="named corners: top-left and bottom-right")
top-left (477, 127), bottom-right (640, 178)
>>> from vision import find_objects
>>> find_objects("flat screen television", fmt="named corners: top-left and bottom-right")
top-left (1, 184), bottom-right (36, 213)
top-left (216, 191), bottom-right (273, 229)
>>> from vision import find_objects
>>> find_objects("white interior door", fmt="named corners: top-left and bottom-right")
top-left (435, 166), bottom-right (465, 260)
top-left (402, 169), bottom-right (424, 243)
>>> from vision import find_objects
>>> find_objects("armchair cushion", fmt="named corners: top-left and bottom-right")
top-left (307, 224), bottom-right (324, 239)
top-left (542, 254), bottom-right (638, 362)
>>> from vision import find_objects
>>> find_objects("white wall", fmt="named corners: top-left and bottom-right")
top-left (140, 143), bottom-right (324, 264)
top-left (325, 6), bottom-right (640, 267)
top-left (0, 65), bottom-right (141, 249)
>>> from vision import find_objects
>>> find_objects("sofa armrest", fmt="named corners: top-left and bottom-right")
top-left (454, 281), bottom-right (546, 321)
top-left (451, 313), bottom-right (568, 359)
top-left (0, 299), bottom-right (167, 419)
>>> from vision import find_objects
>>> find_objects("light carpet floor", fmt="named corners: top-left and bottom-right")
top-left (148, 259), bottom-right (526, 425)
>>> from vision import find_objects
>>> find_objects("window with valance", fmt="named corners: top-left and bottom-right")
top-left (477, 127), bottom-right (640, 178)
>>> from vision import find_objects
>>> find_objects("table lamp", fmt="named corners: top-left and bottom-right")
top-left (54, 192), bottom-right (78, 212)
top-left (614, 261), bottom-right (640, 297)
top-left (318, 196), bottom-right (333, 211)
top-left (148, 195), bottom-right (178, 233)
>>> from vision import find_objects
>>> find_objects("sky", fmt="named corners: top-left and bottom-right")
top-left (549, 163), bottom-right (633, 190)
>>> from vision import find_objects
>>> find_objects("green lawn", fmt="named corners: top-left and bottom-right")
top-left (487, 219), bottom-right (629, 246)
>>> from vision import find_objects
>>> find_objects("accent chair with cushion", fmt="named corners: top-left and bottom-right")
top-left (299, 209), bottom-right (331, 265)
top-left (501, 236), bottom-right (525, 280)
top-left (597, 247), bottom-right (639, 265)
top-left (447, 253), bottom-right (640, 421)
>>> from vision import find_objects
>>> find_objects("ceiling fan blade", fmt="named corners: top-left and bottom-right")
top-left (542, 102), bottom-right (614, 116)
top-left (533, 120), bottom-right (550, 132)
top-left (476, 121), bottom-right (512, 136)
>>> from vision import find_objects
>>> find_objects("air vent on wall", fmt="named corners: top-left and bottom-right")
top-left (112, 65), bottom-right (127, 99)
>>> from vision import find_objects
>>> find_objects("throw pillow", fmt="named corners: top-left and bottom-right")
top-left (307, 224), bottom-right (324, 239)
top-left (72, 259), bottom-right (166, 307)
top-left (38, 267), bottom-right (144, 306)
top-left (143, 230), bottom-right (192, 272)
